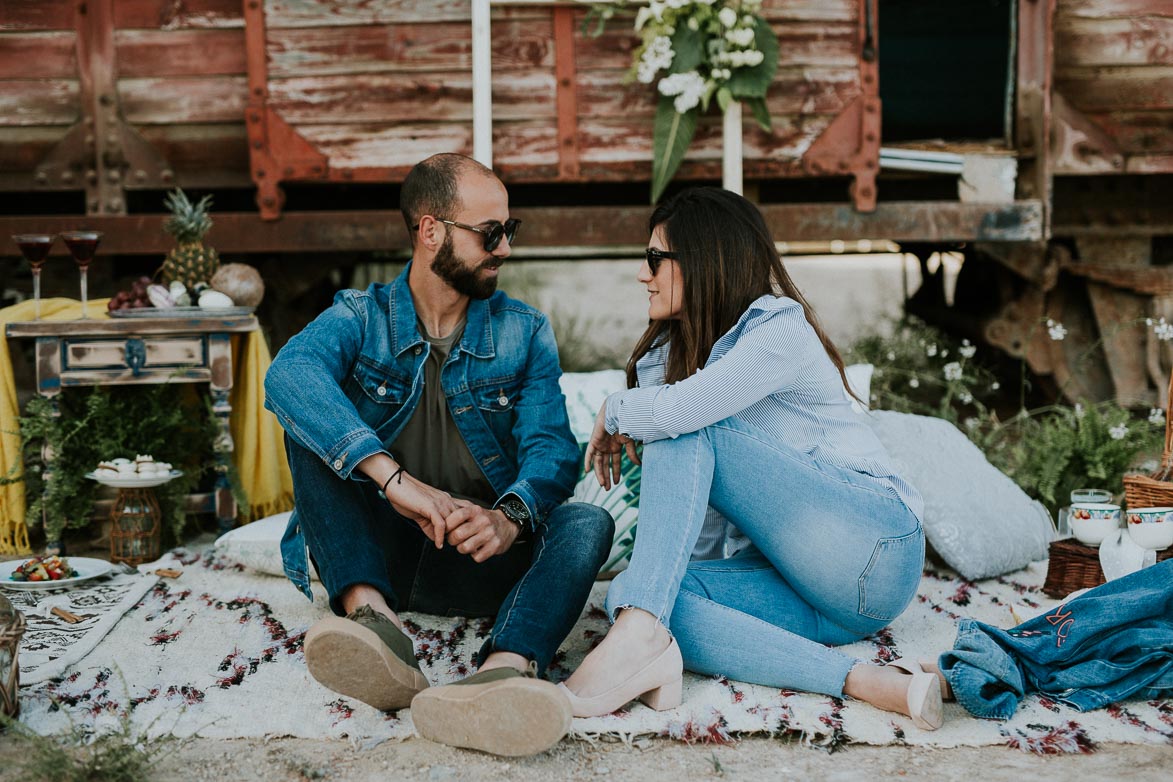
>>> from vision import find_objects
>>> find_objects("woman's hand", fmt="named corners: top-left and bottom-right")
top-left (583, 402), bottom-right (641, 490)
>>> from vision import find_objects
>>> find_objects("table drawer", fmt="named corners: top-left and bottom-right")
top-left (64, 336), bottom-right (206, 370)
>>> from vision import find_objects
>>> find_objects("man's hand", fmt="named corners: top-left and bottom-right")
top-left (583, 402), bottom-right (640, 490)
top-left (443, 505), bottom-right (521, 563)
top-left (383, 473), bottom-right (458, 549)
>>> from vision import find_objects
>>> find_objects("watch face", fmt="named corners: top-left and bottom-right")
top-left (504, 499), bottom-right (530, 523)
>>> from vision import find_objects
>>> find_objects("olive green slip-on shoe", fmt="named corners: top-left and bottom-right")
top-left (410, 663), bottom-right (572, 757)
top-left (304, 605), bottom-right (429, 711)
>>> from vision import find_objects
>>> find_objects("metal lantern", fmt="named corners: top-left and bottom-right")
top-left (0, 591), bottom-right (26, 719)
top-left (109, 487), bottom-right (162, 566)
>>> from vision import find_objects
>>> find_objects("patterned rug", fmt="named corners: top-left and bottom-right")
top-left (13, 548), bottom-right (1173, 753)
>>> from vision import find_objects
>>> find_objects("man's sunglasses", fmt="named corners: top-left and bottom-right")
top-left (645, 247), bottom-right (679, 275)
top-left (413, 217), bottom-right (522, 252)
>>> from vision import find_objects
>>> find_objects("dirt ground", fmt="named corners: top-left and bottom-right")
top-left (4, 735), bottom-right (1171, 782)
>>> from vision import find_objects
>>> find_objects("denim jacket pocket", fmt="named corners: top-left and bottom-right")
top-left (474, 382), bottom-right (520, 442)
top-left (857, 525), bottom-right (924, 621)
top-left (346, 358), bottom-right (409, 428)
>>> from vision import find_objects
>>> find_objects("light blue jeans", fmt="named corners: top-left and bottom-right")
top-left (606, 417), bottom-right (924, 696)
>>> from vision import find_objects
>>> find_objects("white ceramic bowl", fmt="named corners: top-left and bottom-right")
top-left (1069, 502), bottom-right (1121, 545)
top-left (1126, 506), bottom-right (1173, 550)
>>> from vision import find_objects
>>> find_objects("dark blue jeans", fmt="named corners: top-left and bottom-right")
top-left (285, 438), bottom-right (614, 674)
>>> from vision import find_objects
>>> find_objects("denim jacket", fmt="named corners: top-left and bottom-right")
top-left (940, 559), bottom-right (1173, 719)
top-left (264, 264), bottom-right (580, 598)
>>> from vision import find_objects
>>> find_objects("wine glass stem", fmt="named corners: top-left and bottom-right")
top-left (80, 268), bottom-right (88, 319)
top-left (32, 270), bottom-right (41, 320)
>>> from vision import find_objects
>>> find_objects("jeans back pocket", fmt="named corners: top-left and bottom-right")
top-left (857, 525), bottom-right (924, 621)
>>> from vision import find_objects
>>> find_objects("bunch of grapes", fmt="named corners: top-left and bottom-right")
top-left (108, 276), bottom-right (154, 312)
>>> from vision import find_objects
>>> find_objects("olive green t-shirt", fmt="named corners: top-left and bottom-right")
top-left (391, 318), bottom-right (496, 506)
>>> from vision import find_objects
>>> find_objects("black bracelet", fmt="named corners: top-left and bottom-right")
top-left (381, 466), bottom-right (406, 494)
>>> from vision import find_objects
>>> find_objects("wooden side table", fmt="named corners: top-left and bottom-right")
top-left (6, 315), bottom-right (258, 542)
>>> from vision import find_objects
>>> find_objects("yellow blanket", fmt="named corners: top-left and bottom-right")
top-left (1, 298), bottom-right (293, 555)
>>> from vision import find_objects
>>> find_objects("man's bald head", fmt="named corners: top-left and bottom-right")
top-left (400, 154), bottom-right (499, 244)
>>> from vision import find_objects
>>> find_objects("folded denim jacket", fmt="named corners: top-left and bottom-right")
top-left (940, 559), bottom-right (1173, 719)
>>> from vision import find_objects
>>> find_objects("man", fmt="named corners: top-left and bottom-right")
top-left (264, 153), bottom-right (614, 756)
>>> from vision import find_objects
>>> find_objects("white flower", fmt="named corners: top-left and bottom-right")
top-left (666, 0), bottom-right (688, 8)
top-left (658, 70), bottom-right (707, 114)
top-left (990, 381), bottom-right (1000, 391)
top-left (1153, 317), bottom-right (1173, 341)
top-left (960, 340), bottom-right (976, 359)
top-left (886, 351), bottom-right (896, 362)
top-left (718, 7), bottom-right (738, 27)
top-left (960, 391), bottom-right (973, 404)
top-left (1047, 320), bottom-right (1067, 341)
top-left (1110, 423), bottom-right (1128, 440)
top-left (687, 16), bottom-right (700, 30)
top-left (725, 28), bottom-right (756, 47)
top-left (1075, 403), bottom-right (1084, 418)
top-left (1150, 408), bottom-right (1166, 425)
top-left (908, 378), bottom-right (920, 388)
top-left (634, 6), bottom-right (653, 30)
top-left (943, 361), bottom-right (962, 381)
top-left (964, 417), bottom-right (979, 431)
top-left (926, 344), bottom-right (937, 357)
top-left (742, 48), bottom-right (765, 66)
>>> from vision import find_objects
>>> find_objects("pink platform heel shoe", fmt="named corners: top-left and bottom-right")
top-left (885, 658), bottom-right (944, 731)
top-left (558, 639), bottom-right (684, 718)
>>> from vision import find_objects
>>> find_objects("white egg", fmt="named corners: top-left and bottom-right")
top-left (198, 290), bottom-right (235, 309)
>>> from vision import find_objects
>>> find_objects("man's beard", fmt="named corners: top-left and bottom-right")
top-left (431, 232), bottom-right (499, 299)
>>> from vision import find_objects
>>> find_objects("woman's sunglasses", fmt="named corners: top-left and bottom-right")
top-left (414, 217), bottom-right (522, 252)
top-left (645, 247), bottom-right (679, 275)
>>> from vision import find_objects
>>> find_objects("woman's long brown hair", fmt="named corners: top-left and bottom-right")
top-left (627, 187), bottom-right (861, 404)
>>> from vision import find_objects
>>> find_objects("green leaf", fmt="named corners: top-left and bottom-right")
top-left (726, 16), bottom-right (780, 99)
top-left (716, 86), bottom-right (733, 113)
top-left (747, 96), bottom-right (772, 131)
top-left (669, 22), bottom-right (705, 74)
top-left (651, 96), bottom-right (699, 203)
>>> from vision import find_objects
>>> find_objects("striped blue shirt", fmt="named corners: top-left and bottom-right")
top-left (605, 294), bottom-right (924, 558)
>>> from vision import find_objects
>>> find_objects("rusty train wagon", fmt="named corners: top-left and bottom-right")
top-left (1, 0), bottom-right (1171, 404)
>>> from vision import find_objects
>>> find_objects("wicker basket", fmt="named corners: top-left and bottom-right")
top-left (1123, 371), bottom-right (1173, 508)
top-left (1043, 537), bottom-right (1173, 597)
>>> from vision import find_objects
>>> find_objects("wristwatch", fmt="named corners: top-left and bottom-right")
top-left (498, 496), bottom-right (532, 529)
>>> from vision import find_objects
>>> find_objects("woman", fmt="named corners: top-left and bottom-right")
top-left (559, 187), bottom-right (945, 729)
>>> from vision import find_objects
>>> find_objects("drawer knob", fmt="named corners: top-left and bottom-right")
top-left (125, 338), bottom-right (146, 376)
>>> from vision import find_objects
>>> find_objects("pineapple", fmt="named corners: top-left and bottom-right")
top-left (160, 188), bottom-right (219, 289)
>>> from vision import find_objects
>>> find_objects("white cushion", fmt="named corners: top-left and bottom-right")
top-left (213, 512), bottom-right (319, 580)
top-left (866, 410), bottom-right (1054, 580)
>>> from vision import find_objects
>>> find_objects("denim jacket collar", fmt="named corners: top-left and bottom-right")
top-left (389, 261), bottom-right (496, 359)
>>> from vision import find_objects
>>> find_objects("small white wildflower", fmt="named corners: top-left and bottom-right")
top-left (1110, 423), bottom-right (1128, 440)
top-left (960, 391), bottom-right (973, 404)
top-left (658, 70), bottom-right (706, 113)
top-left (886, 351), bottom-right (896, 362)
top-left (943, 361), bottom-right (963, 381)
top-left (1075, 403), bottom-right (1084, 418)
top-left (634, 6), bottom-right (653, 30)
top-left (1154, 318), bottom-right (1173, 341)
top-left (1150, 408), bottom-right (1166, 425)
top-left (926, 344), bottom-right (938, 357)
top-left (725, 28), bottom-right (756, 47)
top-left (964, 417), bottom-right (980, 431)
top-left (959, 340), bottom-right (977, 359)
top-left (941, 349), bottom-right (949, 358)
top-left (718, 7), bottom-right (738, 27)
top-left (1146, 318), bottom-right (1154, 326)
top-left (990, 381), bottom-right (1000, 391)
top-left (743, 48), bottom-right (765, 66)
top-left (1048, 321), bottom-right (1068, 341)
top-left (666, 0), bottom-right (687, 8)
top-left (908, 378), bottom-right (920, 388)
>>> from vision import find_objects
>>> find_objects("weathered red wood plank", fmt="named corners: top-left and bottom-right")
top-left (574, 20), bottom-right (859, 69)
top-left (576, 67), bottom-right (858, 118)
top-left (267, 72), bottom-right (556, 123)
top-left (0, 30), bottom-right (76, 78)
top-left (265, 0), bottom-right (546, 28)
top-left (760, 0), bottom-right (857, 22)
top-left (118, 77), bottom-right (248, 124)
top-left (1083, 110), bottom-right (1173, 153)
top-left (0, 127), bottom-right (67, 180)
top-left (0, 80), bottom-right (79, 126)
top-left (266, 20), bottom-right (554, 77)
top-left (1056, 16), bottom-right (1173, 67)
top-left (112, 0), bottom-right (243, 29)
top-left (0, 0), bottom-right (73, 31)
top-left (1060, 1), bottom-right (1173, 20)
top-left (135, 123), bottom-right (251, 186)
top-left (114, 29), bottom-right (247, 77)
top-left (1056, 66), bottom-right (1173, 111)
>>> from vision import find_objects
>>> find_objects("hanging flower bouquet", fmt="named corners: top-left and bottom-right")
top-left (589, 1), bottom-right (779, 201)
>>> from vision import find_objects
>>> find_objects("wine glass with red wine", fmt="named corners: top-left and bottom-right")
top-left (60, 231), bottom-right (102, 319)
top-left (12, 234), bottom-right (55, 320)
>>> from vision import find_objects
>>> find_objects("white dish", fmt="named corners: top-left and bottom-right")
top-left (0, 556), bottom-right (114, 591)
top-left (85, 469), bottom-right (183, 489)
